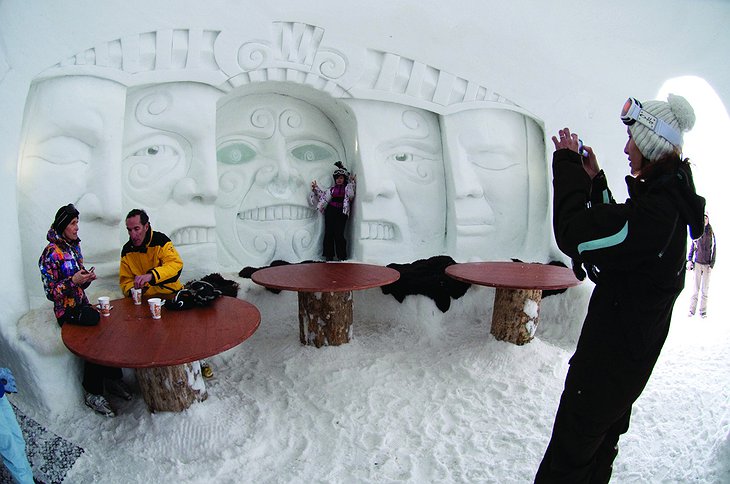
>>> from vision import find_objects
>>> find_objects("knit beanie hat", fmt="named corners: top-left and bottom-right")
top-left (629, 93), bottom-right (696, 161)
top-left (52, 203), bottom-right (79, 234)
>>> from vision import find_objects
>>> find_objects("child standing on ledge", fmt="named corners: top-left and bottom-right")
top-left (310, 161), bottom-right (356, 261)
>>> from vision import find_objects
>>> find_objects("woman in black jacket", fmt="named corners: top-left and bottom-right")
top-left (536, 94), bottom-right (705, 483)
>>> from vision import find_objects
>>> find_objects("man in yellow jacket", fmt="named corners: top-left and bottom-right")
top-left (119, 208), bottom-right (214, 378)
top-left (119, 208), bottom-right (183, 298)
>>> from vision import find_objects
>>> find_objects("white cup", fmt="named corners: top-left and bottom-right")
top-left (131, 288), bottom-right (142, 305)
top-left (148, 298), bottom-right (163, 319)
top-left (97, 296), bottom-right (111, 317)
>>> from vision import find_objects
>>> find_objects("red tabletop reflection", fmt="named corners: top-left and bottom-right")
top-left (251, 262), bottom-right (400, 293)
top-left (62, 295), bottom-right (261, 368)
top-left (445, 261), bottom-right (580, 291)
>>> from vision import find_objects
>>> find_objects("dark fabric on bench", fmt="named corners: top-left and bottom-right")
top-left (199, 272), bottom-right (240, 297)
top-left (380, 255), bottom-right (471, 312)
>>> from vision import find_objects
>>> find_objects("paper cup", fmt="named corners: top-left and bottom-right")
top-left (148, 298), bottom-right (163, 319)
top-left (97, 296), bottom-right (111, 317)
top-left (131, 288), bottom-right (142, 305)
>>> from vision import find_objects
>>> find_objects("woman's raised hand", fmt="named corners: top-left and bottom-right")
top-left (551, 128), bottom-right (581, 152)
top-left (552, 127), bottom-right (600, 179)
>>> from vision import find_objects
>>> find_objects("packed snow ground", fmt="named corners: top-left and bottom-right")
top-left (11, 268), bottom-right (727, 483)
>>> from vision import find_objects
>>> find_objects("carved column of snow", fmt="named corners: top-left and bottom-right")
top-left (136, 361), bottom-right (208, 412)
top-left (490, 288), bottom-right (542, 345)
top-left (298, 291), bottom-right (353, 347)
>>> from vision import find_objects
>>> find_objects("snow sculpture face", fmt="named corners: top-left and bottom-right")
top-left (441, 109), bottom-right (531, 260)
top-left (17, 76), bottom-right (126, 298)
top-left (122, 83), bottom-right (222, 277)
top-left (216, 93), bottom-right (345, 267)
top-left (347, 100), bottom-right (446, 262)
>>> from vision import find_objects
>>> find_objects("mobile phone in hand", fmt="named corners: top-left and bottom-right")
top-left (578, 139), bottom-right (589, 158)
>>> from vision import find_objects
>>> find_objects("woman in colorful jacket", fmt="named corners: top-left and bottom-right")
top-left (687, 212), bottom-right (716, 318)
top-left (310, 161), bottom-right (356, 261)
top-left (39, 204), bottom-right (131, 418)
top-left (536, 94), bottom-right (705, 483)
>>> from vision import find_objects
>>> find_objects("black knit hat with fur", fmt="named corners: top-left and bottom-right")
top-left (52, 203), bottom-right (79, 234)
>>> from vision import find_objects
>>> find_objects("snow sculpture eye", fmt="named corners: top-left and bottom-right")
top-left (133, 144), bottom-right (177, 157)
top-left (217, 142), bottom-right (257, 165)
top-left (26, 136), bottom-right (93, 166)
top-left (467, 150), bottom-right (520, 172)
top-left (394, 153), bottom-right (411, 162)
top-left (124, 137), bottom-right (185, 201)
top-left (386, 149), bottom-right (439, 182)
top-left (290, 143), bottom-right (337, 163)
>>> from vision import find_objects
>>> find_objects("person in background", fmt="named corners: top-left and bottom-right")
top-left (0, 367), bottom-right (34, 484)
top-left (39, 204), bottom-right (131, 417)
top-left (536, 94), bottom-right (705, 482)
top-left (119, 208), bottom-right (213, 378)
top-left (687, 212), bottom-right (716, 318)
top-left (310, 161), bottom-right (356, 261)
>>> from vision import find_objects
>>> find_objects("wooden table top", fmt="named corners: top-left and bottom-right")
top-left (445, 261), bottom-right (580, 291)
top-left (62, 296), bottom-right (260, 368)
top-left (251, 262), bottom-right (400, 293)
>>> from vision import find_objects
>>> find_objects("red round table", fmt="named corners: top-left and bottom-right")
top-left (446, 261), bottom-right (580, 345)
top-left (62, 295), bottom-right (260, 412)
top-left (252, 262), bottom-right (400, 347)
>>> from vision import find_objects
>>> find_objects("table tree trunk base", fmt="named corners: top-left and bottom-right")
top-left (298, 291), bottom-right (353, 347)
top-left (136, 361), bottom-right (208, 412)
top-left (490, 288), bottom-right (542, 345)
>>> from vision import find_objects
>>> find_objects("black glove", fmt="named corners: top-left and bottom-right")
top-left (166, 289), bottom-right (197, 311)
top-left (61, 304), bottom-right (101, 326)
top-left (189, 280), bottom-right (222, 306)
top-left (571, 258), bottom-right (586, 281)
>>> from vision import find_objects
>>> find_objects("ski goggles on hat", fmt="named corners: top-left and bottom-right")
top-left (620, 97), bottom-right (682, 147)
